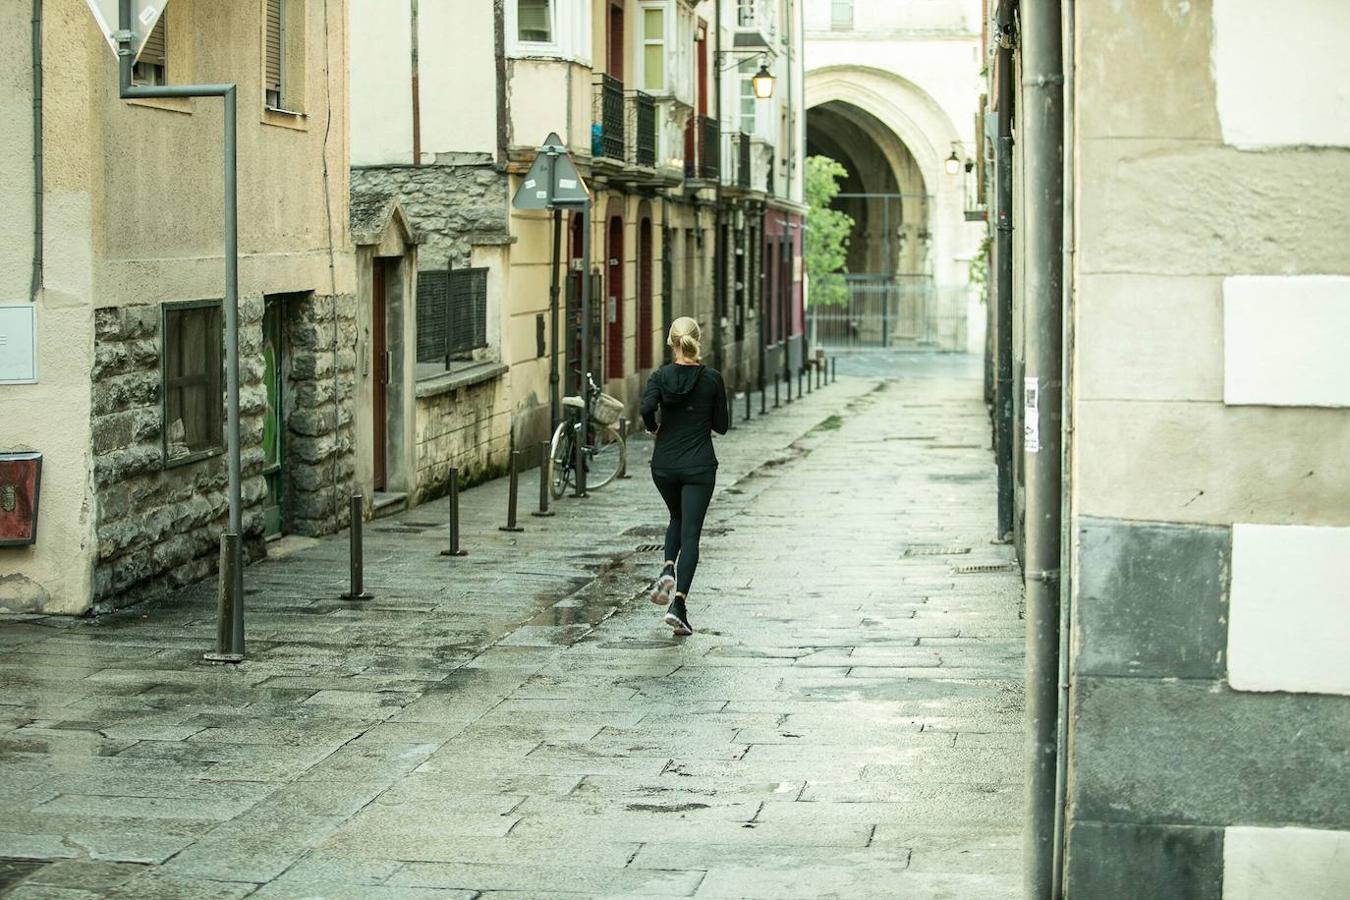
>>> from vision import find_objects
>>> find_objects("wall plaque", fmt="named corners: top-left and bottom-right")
top-left (0, 452), bottom-right (42, 546)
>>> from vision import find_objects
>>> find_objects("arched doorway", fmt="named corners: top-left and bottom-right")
top-left (605, 207), bottom-right (625, 380)
top-left (637, 207), bottom-right (654, 371)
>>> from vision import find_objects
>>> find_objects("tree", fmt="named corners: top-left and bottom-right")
top-left (804, 155), bottom-right (855, 307)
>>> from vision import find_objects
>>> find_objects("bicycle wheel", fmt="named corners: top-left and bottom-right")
top-left (549, 421), bottom-right (574, 499)
top-left (585, 424), bottom-right (626, 491)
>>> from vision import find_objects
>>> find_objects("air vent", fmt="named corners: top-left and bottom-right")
top-left (904, 546), bottom-right (972, 557)
top-left (952, 563), bottom-right (1017, 575)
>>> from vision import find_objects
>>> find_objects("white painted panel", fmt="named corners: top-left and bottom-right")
top-left (1224, 827), bottom-right (1350, 900)
top-left (1212, 0), bottom-right (1350, 148)
top-left (1223, 276), bottom-right (1350, 408)
top-left (349, 0), bottom-right (413, 166)
top-left (1228, 524), bottom-right (1350, 695)
top-left (419, 0), bottom-right (495, 157)
top-left (0, 305), bottom-right (37, 383)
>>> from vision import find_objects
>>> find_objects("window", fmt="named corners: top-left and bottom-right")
top-left (518, 0), bottom-right (552, 43)
top-left (738, 58), bottom-right (759, 135)
top-left (132, 14), bottom-right (167, 86)
top-left (416, 268), bottom-right (489, 379)
top-left (265, 0), bottom-right (285, 108)
top-left (831, 0), bottom-right (853, 30)
top-left (162, 301), bottom-right (223, 463)
top-left (737, 0), bottom-right (756, 28)
top-left (642, 7), bottom-right (664, 92)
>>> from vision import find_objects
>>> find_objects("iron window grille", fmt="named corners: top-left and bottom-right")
top-left (416, 266), bottom-right (489, 377)
top-left (161, 299), bottom-right (224, 466)
top-left (593, 74), bottom-right (626, 161)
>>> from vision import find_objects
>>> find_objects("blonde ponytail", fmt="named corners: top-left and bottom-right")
top-left (667, 317), bottom-right (702, 362)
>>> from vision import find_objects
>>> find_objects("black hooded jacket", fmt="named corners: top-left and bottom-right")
top-left (640, 363), bottom-right (729, 472)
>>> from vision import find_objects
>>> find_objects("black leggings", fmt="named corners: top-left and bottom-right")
top-left (651, 468), bottom-right (716, 596)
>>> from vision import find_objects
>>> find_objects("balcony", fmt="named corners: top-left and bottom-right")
top-left (627, 90), bottom-right (657, 169)
top-left (592, 74), bottom-right (625, 163)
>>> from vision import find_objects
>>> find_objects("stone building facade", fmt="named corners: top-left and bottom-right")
top-left (0, 0), bottom-right (358, 615)
top-left (981, 0), bottom-right (1350, 895)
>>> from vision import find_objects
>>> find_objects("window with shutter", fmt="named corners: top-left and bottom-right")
top-left (830, 0), bottom-right (853, 30)
top-left (518, 0), bottom-right (551, 43)
top-left (265, 0), bottom-right (285, 108)
top-left (132, 15), bottom-right (167, 86)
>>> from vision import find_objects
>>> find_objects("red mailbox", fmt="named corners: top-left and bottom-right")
top-left (0, 452), bottom-right (41, 546)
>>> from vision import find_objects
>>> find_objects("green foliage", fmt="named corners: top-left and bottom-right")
top-left (804, 155), bottom-right (854, 307)
top-left (968, 235), bottom-right (991, 296)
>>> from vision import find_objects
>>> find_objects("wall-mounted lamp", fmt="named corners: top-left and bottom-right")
top-left (945, 149), bottom-right (962, 176)
top-left (751, 62), bottom-right (776, 99)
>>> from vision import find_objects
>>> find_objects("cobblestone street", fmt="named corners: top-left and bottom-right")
top-left (1, 352), bottom-right (1024, 898)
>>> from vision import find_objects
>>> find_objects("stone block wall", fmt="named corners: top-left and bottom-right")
top-left (283, 293), bottom-right (358, 536)
top-left (350, 160), bottom-right (508, 269)
top-left (413, 374), bottom-right (512, 503)
top-left (90, 300), bottom-right (267, 610)
top-left (89, 293), bottom-right (358, 611)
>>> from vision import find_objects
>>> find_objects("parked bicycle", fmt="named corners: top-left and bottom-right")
top-left (548, 373), bottom-right (627, 498)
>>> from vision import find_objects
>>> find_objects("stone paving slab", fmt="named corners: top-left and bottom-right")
top-left (0, 351), bottom-right (1024, 896)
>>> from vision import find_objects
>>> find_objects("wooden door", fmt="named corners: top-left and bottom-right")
top-left (372, 259), bottom-right (388, 491)
top-left (638, 217), bottom-right (654, 370)
top-left (261, 296), bottom-right (286, 537)
top-left (606, 215), bottom-right (625, 380)
top-left (608, 1), bottom-right (625, 80)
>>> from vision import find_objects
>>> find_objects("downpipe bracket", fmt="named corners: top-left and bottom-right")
top-left (1027, 568), bottom-right (1060, 585)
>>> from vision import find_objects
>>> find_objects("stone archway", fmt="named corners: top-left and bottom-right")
top-left (806, 65), bottom-right (978, 351)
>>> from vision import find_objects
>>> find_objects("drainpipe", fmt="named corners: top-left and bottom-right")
top-left (1020, 0), bottom-right (1065, 896)
top-left (30, 0), bottom-right (43, 299)
top-left (410, 0), bottom-right (420, 164)
top-left (494, 0), bottom-right (509, 166)
top-left (117, 0), bottom-right (244, 657)
top-left (993, 3), bottom-right (1014, 541)
top-left (1051, 1), bottom-right (1076, 895)
top-left (712, 0), bottom-right (724, 370)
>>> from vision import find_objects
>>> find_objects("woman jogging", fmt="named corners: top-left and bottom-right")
top-left (640, 317), bottom-right (729, 636)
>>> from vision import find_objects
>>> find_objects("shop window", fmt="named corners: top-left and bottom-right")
top-left (162, 301), bottom-right (224, 464)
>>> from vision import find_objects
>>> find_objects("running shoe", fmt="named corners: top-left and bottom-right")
top-left (649, 570), bottom-right (676, 606)
top-left (664, 596), bottom-right (693, 636)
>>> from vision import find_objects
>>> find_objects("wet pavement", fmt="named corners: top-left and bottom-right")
top-left (0, 351), bottom-right (1023, 898)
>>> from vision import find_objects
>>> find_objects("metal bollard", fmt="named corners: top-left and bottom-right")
top-left (204, 532), bottom-right (245, 662)
top-left (798, 369), bottom-right (804, 398)
top-left (831, 357), bottom-right (837, 383)
top-left (440, 467), bottom-right (468, 556)
top-left (744, 385), bottom-right (752, 421)
top-left (618, 418), bottom-right (632, 476)
top-left (773, 375), bottom-right (780, 408)
top-left (341, 494), bottom-right (373, 600)
top-left (806, 366), bottom-right (812, 394)
top-left (532, 440), bottom-right (554, 517)
top-left (573, 421), bottom-right (588, 497)
top-left (760, 380), bottom-right (767, 414)
top-left (499, 450), bottom-right (525, 532)
top-left (785, 371), bottom-right (793, 404)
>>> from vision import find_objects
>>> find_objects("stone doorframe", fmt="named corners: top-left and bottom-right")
top-left (351, 192), bottom-right (420, 512)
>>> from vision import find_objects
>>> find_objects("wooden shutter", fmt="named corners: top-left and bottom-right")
top-left (265, 0), bottom-right (284, 99)
top-left (139, 15), bottom-right (166, 68)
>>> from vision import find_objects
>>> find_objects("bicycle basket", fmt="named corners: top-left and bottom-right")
top-left (590, 392), bottom-right (625, 426)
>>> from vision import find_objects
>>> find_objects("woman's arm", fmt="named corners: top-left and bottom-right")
top-left (711, 373), bottom-right (730, 435)
top-left (640, 371), bottom-right (662, 433)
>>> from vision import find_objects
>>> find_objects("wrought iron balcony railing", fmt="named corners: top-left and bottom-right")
top-left (627, 90), bottom-right (657, 168)
top-left (592, 74), bottom-right (625, 162)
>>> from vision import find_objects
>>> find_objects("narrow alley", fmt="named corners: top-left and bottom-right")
top-left (0, 353), bottom-right (1022, 898)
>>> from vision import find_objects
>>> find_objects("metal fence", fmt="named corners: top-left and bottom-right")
top-left (807, 274), bottom-right (938, 349)
top-left (417, 267), bottom-right (489, 372)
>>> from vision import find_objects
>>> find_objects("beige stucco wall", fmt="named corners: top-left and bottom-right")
top-left (1071, 0), bottom-right (1350, 529)
top-left (0, 0), bottom-right (353, 614)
